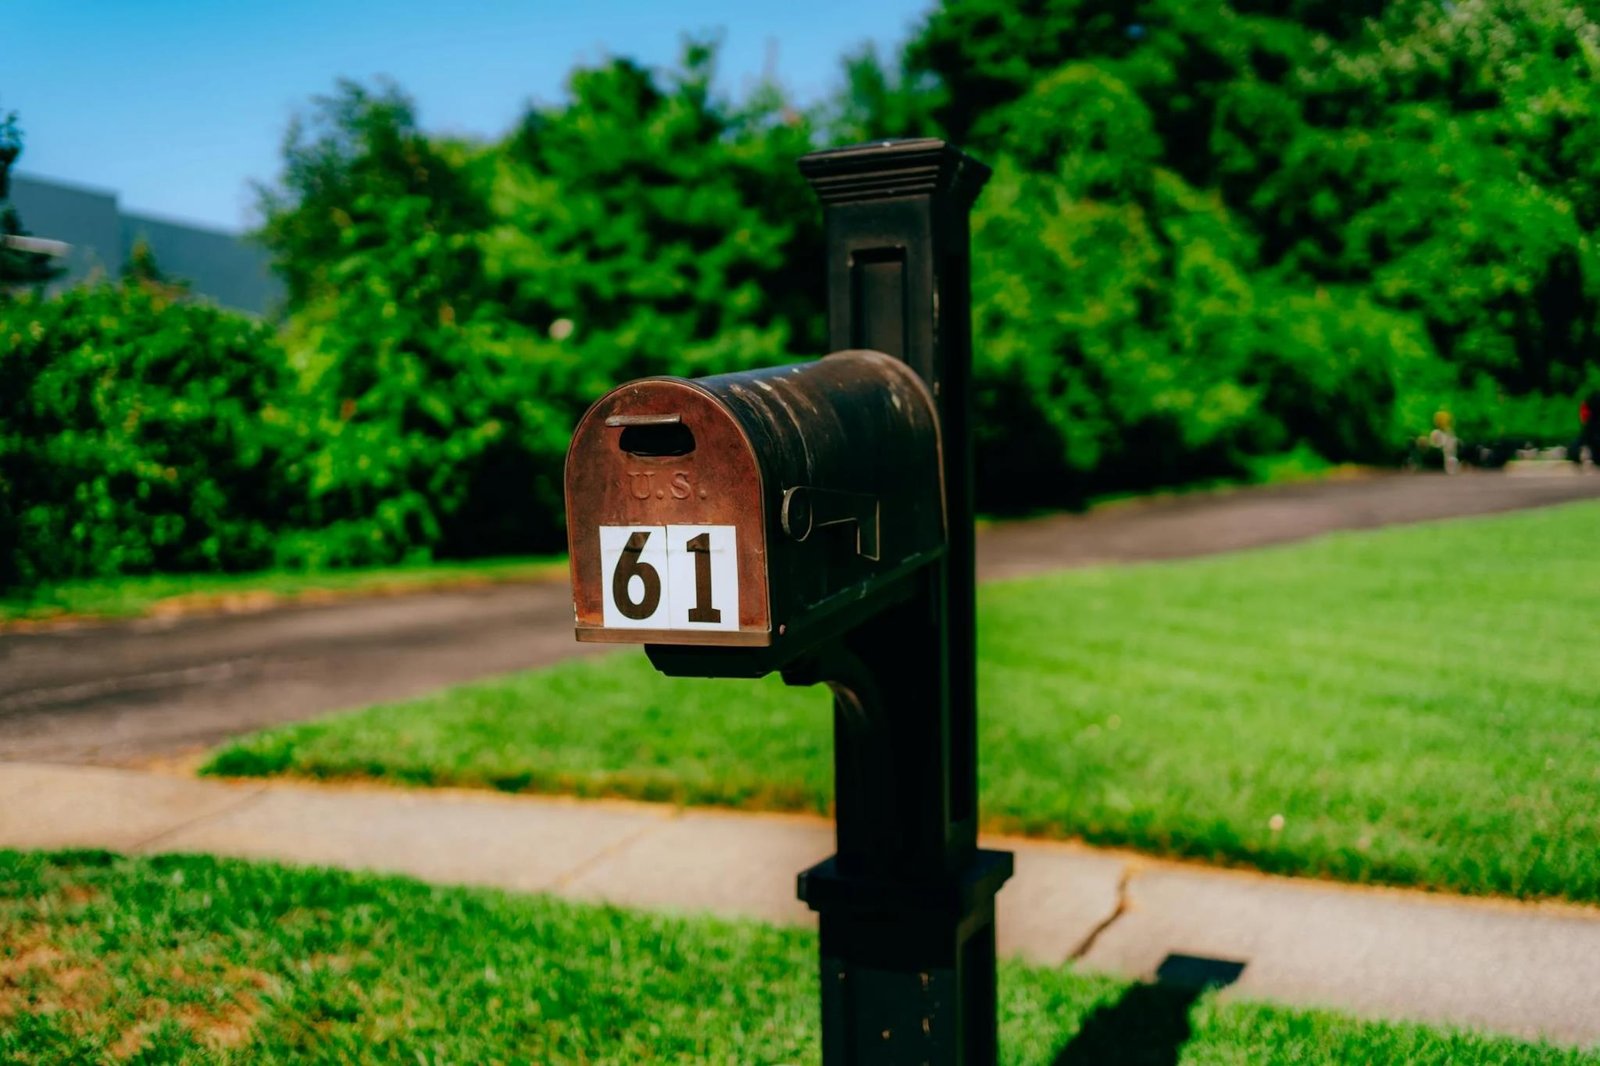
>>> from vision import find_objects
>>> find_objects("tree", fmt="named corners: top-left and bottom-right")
top-left (256, 80), bottom-right (487, 314)
top-left (824, 44), bottom-right (940, 144)
top-left (254, 49), bottom-right (826, 565)
top-left (1244, 0), bottom-right (1600, 428)
top-left (968, 64), bottom-right (1437, 504)
top-left (892, 0), bottom-right (1600, 486)
top-left (901, 0), bottom-right (1381, 150)
top-left (255, 79), bottom-right (521, 565)
top-left (484, 42), bottom-right (823, 393)
top-left (122, 237), bottom-right (190, 301)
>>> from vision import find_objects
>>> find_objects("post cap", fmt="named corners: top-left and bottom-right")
top-left (798, 138), bottom-right (990, 207)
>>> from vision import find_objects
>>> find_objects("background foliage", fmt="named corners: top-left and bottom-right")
top-left (254, 51), bottom-right (821, 569)
top-left (891, 0), bottom-right (1600, 501)
top-left (4, 3), bottom-right (1599, 585)
top-left (0, 284), bottom-right (292, 586)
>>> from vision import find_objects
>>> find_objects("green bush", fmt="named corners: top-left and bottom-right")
top-left (482, 45), bottom-right (822, 386)
top-left (894, 0), bottom-right (1600, 503)
top-left (255, 52), bottom-right (822, 568)
top-left (253, 80), bottom-right (523, 568)
top-left (967, 67), bottom-right (1453, 504)
top-left (0, 284), bottom-right (293, 588)
top-left (11, 9), bottom-right (1600, 589)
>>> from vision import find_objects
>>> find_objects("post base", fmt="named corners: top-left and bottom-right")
top-left (798, 850), bottom-right (1013, 1066)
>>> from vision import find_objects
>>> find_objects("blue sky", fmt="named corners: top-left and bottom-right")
top-left (5, 0), bottom-right (931, 231)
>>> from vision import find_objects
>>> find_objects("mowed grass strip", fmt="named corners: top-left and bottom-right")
top-left (2, 849), bottom-right (1593, 1065)
top-left (206, 501), bottom-right (1600, 903)
top-left (0, 555), bottom-right (565, 626)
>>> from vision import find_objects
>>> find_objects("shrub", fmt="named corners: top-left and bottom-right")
top-left (256, 53), bottom-right (823, 567)
top-left (968, 70), bottom-right (1456, 506)
top-left (0, 284), bottom-right (293, 588)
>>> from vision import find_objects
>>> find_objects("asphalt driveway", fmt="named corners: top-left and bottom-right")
top-left (4, 470), bottom-right (1597, 764)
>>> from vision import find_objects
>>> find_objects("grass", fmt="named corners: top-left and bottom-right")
top-left (0, 555), bottom-right (566, 626)
top-left (2, 849), bottom-right (1593, 1065)
top-left (206, 501), bottom-right (1600, 904)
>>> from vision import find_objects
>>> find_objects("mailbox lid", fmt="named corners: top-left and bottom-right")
top-left (565, 379), bottom-right (772, 646)
top-left (697, 350), bottom-right (946, 637)
top-left (700, 350), bottom-right (945, 555)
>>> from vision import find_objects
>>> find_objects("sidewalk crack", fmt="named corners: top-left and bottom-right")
top-left (545, 810), bottom-right (679, 892)
top-left (1068, 865), bottom-right (1136, 961)
top-left (128, 784), bottom-right (271, 854)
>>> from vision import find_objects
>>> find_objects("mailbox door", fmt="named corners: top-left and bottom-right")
top-left (566, 379), bottom-right (772, 646)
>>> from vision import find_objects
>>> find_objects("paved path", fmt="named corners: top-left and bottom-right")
top-left (4, 471), bottom-right (1599, 765)
top-left (974, 466), bottom-right (1600, 580)
top-left (3, 760), bottom-right (1598, 1049)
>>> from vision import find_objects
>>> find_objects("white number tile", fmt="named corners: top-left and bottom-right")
top-left (599, 525), bottom-right (739, 632)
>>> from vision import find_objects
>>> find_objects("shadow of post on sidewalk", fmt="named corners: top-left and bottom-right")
top-left (1050, 953), bottom-right (1246, 1066)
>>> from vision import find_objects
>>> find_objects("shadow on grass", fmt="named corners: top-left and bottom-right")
top-left (1051, 954), bottom-right (1246, 1066)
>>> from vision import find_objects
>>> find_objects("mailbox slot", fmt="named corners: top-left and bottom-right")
top-left (612, 415), bottom-right (696, 457)
top-left (565, 349), bottom-right (945, 658)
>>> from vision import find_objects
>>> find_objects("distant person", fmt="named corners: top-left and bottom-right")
top-left (1577, 392), bottom-right (1599, 467)
top-left (1429, 410), bottom-right (1460, 474)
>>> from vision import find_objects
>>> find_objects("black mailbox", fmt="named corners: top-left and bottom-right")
top-left (566, 349), bottom-right (944, 664)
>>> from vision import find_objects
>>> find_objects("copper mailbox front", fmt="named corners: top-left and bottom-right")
top-left (566, 379), bottom-right (772, 647)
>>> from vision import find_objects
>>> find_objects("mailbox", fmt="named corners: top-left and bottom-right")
top-left (562, 141), bottom-right (1009, 1066)
top-left (565, 349), bottom-right (944, 662)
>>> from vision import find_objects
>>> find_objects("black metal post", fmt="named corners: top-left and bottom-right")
top-left (790, 140), bottom-right (1012, 1066)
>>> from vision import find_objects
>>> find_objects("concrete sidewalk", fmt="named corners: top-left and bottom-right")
top-left (3, 761), bottom-right (1599, 1050)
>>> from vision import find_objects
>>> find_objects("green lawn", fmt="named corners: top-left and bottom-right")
top-left (207, 501), bottom-right (1600, 904)
top-left (1, 850), bottom-right (1591, 1065)
top-left (0, 556), bottom-right (565, 625)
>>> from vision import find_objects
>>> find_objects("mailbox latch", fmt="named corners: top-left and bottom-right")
top-left (781, 486), bottom-right (880, 561)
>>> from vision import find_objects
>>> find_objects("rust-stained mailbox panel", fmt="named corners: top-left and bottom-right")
top-left (567, 380), bottom-right (771, 646)
top-left (566, 350), bottom-right (945, 655)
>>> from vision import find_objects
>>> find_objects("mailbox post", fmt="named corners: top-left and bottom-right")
top-left (792, 140), bottom-right (1010, 1066)
top-left (564, 139), bottom-right (1009, 1066)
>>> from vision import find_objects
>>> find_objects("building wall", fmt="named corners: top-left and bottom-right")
top-left (7, 174), bottom-right (123, 286)
top-left (121, 212), bottom-right (282, 316)
top-left (8, 173), bottom-right (283, 315)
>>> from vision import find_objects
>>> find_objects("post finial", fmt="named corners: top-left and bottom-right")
top-left (798, 138), bottom-right (990, 207)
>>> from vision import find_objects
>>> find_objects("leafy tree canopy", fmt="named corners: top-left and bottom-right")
top-left (251, 45), bottom-right (826, 565)
top-left (886, 0), bottom-right (1600, 497)
top-left (485, 41), bottom-right (822, 391)
top-left (14, 6), bottom-right (1600, 585)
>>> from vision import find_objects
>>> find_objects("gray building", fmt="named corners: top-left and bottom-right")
top-left (7, 173), bottom-right (283, 315)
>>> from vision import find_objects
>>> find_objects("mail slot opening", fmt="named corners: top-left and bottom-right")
top-left (618, 421), bottom-right (696, 457)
